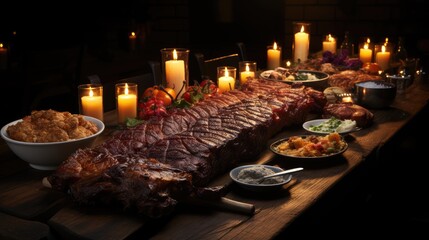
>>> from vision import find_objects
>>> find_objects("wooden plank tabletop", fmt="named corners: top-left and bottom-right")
top-left (1, 80), bottom-right (428, 240)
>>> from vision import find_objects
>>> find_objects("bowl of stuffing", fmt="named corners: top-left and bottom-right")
top-left (0, 109), bottom-right (105, 170)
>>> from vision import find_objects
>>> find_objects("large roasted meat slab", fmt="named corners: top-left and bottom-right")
top-left (47, 79), bottom-right (326, 218)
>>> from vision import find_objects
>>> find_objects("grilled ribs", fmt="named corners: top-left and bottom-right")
top-left (47, 79), bottom-right (326, 218)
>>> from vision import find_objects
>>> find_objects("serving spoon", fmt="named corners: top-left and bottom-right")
top-left (257, 167), bottom-right (304, 183)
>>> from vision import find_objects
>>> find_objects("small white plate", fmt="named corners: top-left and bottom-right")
top-left (302, 119), bottom-right (361, 135)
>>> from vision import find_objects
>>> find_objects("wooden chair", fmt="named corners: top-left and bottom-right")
top-left (194, 52), bottom-right (240, 82)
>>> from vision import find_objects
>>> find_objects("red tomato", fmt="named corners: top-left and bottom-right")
top-left (139, 97), bottom-right (168, 119)
top-left (200, 79), bottom-right (219, 97)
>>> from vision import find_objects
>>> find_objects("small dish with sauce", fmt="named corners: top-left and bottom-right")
top-left (229, 164), bottom-right (293, 192)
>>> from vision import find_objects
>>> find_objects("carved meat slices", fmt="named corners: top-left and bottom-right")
top-left (47, 79), bottom-right (326, 218)
top-left (323, 102), bottom-right (374, 128)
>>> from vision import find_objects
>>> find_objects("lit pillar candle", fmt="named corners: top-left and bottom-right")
top-left (81, 87), bottom-right (103, 121)
top-left (322, 34), bottom-right (336, 53)
top-left (0, 43), bottom-right (8, 70)
top-left (218, 67), bottom-right (235, 93)
top-left (376, 45), bottom-right (391, 71)
top-left (117, 83), bottom-right (137, 123)
top-left (240, 64), bottom-right (255, 84)
top-left (267, 42), bottom-right (281, 70)
top-left (165, 49), bottom-right (185, 97)
top-left (294, 25), bottom-right (309, 63)
top-left (359, 38), bottom-right (373, 64)
top-left (129, 32), bottom-right (137, 51)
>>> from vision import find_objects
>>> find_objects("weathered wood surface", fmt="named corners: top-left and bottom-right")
top-left (1, 81), bottom-right (428, 240)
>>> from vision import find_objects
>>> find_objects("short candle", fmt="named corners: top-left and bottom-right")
top-left (81, 87), bottom-right (103, 121)
top-left (117, 83), bottom-right (137, 123)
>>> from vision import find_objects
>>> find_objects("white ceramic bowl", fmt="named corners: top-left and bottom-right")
top-left (1, 116), bottom-right (104, 170)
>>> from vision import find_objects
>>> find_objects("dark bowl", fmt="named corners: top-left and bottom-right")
top-left (354, 80), bottom-right (396, 109)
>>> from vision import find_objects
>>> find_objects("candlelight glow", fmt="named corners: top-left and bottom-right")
top-left (381, 45), bottom-right (386, 53)
top-left (173, 49), bottom-right (178, 60)
top-left (286, 61), bottom-right (291, 67)
top-left (245, 65), bottom-right (250, 72)
top-left (130, 32), bottom-right (136, 37)
top-left (0, 43), bottom-right (3, 48)
top-left (273, 42), bottom-right (278, 50)
top-left (124, 83), bottom-right (129, 95)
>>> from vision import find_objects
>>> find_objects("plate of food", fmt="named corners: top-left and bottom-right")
top-left (270, 132), bottom-right (348, 161)
top-left (260, 68), bottom-right (329, 91)
top-left (302, 117), bottom-right (360, 135)
top-left (229, 164), bottom-right (295, 192)
top-left (260, 68), bottom-right (329, 82)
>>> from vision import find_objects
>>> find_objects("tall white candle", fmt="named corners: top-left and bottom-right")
top-left (322, 34), bottom-right (336, 53)
top-left (267, 42), bottom-right (281, 70)
top-left (165, 49), bottom-right (185, 97)
top-left (117, 84), bottom-right (137, 123)
top-left (218, 67), bottom-right (235, 93)
top-left (376, 45), bottom-right (391, 71)
top-left (294, 25), bottom-right (309, 63)
top-left (81, 88), bottom-right (103, 121)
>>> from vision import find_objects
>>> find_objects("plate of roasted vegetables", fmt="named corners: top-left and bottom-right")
top-left (270, 132), bottom-right (348, 161)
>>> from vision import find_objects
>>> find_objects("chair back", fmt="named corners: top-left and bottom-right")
top-left (195, 53), bottom-right (240, 82)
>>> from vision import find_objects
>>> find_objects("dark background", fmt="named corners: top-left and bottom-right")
top-left (1, 0), bottom-right (428, 126)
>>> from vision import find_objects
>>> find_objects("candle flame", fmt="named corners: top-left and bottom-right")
top-left (173, 49), bottom-right (178, 60)
top-left (286, 61), bottom-right (291, 67)
top-left (273, 42), bottom-right (278, 50)
top-left (385, 37), bottom-right (389, 45)
top-left (300, 25), bottom-right (304, 33)
top-left (364, 43), bottom-right (369, 50)
top-left (245, 65), bottom-right (250, 72)
top-left (89, 88), bottom-right (94, 97)
top-left (130, 32), bottom-right (136, 37)
top-left (381, 45), bottom-right (386, 53)
top-left (328, 34), bottom-right (334, 42)
top-left (366, 38), bottom-right (371, 44)
top-left (224, 67), bottom-right (229, 77)
top-left (0, 43), bottom-right (3, 48)
top-left (125, 83), bottom-right (129, 95)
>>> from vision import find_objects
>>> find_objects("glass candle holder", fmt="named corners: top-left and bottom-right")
top-left (115, 82), bottom-right (138, 124)
top-left (374, 44), bottom-right (391, 71)
top-left (161, 48), bottom-right (189, 98)
top-left (78, 84), bottom-right (104, 121)
top-left (293, 22), bottom-right (310, 63)
top-left (239, 61), bottom-right (257, 85)
top-left (322, 34), bottom-right (337, 54)
top-left (359, 38), bottom-right (373, 64)
top-left (217, 66), bottom-right (236, 93)
top-left (267, 42), bottom-right (281, 70)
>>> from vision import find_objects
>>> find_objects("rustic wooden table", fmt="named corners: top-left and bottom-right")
top-left (1, 79), bottom-right (428, 240)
